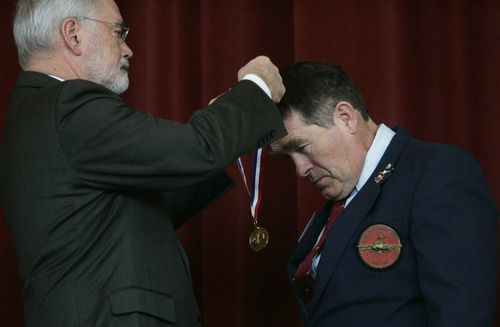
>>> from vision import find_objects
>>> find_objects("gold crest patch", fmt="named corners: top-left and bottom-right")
top-left (358, 224), bottom-right (402, 269)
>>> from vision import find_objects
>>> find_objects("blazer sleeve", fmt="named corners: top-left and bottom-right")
top-left (55, 79), bottom-right (286, 191)
top-left (410, 146), bottom-right (498, 326)
top-left (161, 171), bottom-right (235, 229)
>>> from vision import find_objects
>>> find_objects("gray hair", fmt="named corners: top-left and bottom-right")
top-left (13, 0), bottom-right (102, 69)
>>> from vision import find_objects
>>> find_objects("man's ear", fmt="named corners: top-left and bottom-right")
top-left (335, 101), bottom-right (358, 133)
top-left (61, 18), bottom-right (82, 56)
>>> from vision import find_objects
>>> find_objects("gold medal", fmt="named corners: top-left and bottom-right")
top-left (249, 223), bottom-right (269, 252)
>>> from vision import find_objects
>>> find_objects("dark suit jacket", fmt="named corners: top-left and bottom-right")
top-left (288, 127), bottom-right (498, 327)
top-left (0, 71), bottom-right (286, 326)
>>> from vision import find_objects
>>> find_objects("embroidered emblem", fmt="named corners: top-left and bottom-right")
top-left (374, 164), bottom-right (394, 183)
top-left (358, 224), bottom-right (402, 269)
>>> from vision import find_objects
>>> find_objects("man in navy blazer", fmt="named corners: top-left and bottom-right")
top-left (270, 62), bottom-right (498, 326)
top-left (0, 0), bottom-right (286, 326)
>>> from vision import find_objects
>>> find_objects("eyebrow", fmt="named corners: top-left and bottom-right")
top-left (112, 21), bottom-right (126, 28)
top-left (268, 137), bottom-right (307, 156)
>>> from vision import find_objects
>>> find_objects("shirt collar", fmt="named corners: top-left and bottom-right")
top-left (49, 75), bottom-right (65, 82)
top-left (345, 123), bottom-right (395, 206)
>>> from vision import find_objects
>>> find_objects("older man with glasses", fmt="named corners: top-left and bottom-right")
top-left (0, 0), bottom-right (286, 326)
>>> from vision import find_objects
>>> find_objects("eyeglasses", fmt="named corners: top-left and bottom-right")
top-left (77, 17), bottom-right (129, 44)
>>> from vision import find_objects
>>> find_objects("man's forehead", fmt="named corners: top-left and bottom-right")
top-left (100, 0), bottom-right (124, 22)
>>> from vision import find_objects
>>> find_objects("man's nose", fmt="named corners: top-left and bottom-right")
top-left (293, 155), bottom-right (312, 178)
top-left (121, 42), bottom-right (133, 58)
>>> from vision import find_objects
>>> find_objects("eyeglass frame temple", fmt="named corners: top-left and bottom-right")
top-left (75, 16), bottom-right (129, 44)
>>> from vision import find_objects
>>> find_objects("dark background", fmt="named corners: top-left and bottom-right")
top-left (1, 1), bottom-right (499, 326)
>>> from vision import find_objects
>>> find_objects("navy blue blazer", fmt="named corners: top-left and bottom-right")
top-left (288, 127), bottom-right (498, 327)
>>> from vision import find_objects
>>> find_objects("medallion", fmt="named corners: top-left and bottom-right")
top-left (249, 224), bottom-right (269, 252)
top-left (357, 224), bottom-right (402, 269)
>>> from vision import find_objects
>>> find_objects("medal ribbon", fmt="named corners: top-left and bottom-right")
top-left (237, 148), bottom-right (263, 222)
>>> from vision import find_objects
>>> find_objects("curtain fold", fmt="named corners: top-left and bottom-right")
top-left (1, 1), bottom-right (499, 326)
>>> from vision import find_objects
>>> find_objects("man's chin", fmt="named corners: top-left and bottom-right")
top-left (319, 187), bottom-right (333, 200)
top-left (105, 76), bottom-right (129, 94)
top-left (319, 186), bottom-right (342, 201)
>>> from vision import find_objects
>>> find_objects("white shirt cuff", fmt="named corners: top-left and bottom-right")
top-left (242, 74), bottom-right (272, 99)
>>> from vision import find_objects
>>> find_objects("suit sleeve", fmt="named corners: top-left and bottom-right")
top-left (410, 146), bottom-right (498, 326)
top-left (55, 80), bottom-right (286, 191)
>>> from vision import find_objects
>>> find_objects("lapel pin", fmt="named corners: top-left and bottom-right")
top-left (374, 163), bottom-right (394, 184)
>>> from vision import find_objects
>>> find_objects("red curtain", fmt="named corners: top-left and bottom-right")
top-left (1, 1), bottom-right (499, 326)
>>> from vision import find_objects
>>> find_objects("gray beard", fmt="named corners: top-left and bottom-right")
top-left (86, 57), bottom-right (130, 95)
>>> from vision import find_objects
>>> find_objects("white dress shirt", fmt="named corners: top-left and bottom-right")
top-left (310, 124), bottom-right (395, 278)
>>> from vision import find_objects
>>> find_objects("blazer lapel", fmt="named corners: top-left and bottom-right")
top-left (287, 202), bottom-right (333, 314)
top-left (289, 203), bottom-right (333, 267)
top-left (309, 126), bottom-right (412, 313)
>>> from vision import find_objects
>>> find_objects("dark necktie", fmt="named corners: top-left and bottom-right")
top-left (293, 200), bottom-right (345, 310)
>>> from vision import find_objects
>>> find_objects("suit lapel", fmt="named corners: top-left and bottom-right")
top-left (287, 202), bottom-right (333, 314)
top-left (289, 203), bottom-right (332, 268)
top-left (309, 127), bottom-right (412, 313)
top-left (310, 169), bottom-right (386, 310)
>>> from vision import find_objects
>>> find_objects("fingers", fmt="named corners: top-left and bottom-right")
top-left (237, 56), bottom-right (285, 103)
